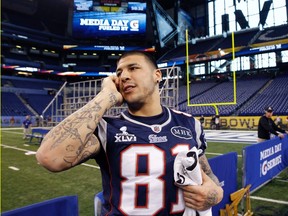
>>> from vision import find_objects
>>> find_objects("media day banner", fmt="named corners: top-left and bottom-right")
top-left (73, 2), bottom-right (146, 38)
top-left (209, 152), bottom-right (238, 215)
top-left (243, 136), bottom-right (288, 192)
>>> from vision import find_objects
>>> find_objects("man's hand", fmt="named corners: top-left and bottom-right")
top-left (278, 133), bottom-right (285, 139)
top-left (101, 75), bottom-right (123, 106)
top-left (178, 170), bottom-right (223, 211)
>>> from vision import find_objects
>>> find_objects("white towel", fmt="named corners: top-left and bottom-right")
top-left (174, 146), bottom-right (212, 216)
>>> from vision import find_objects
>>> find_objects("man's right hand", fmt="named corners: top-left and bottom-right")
top-left (278, 133), bottom-right (285, 139)
top-left (101, 75), bottom-right (123, 106)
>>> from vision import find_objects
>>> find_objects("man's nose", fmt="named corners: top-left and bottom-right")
top-left (120, 70), bottom-right (130, 81)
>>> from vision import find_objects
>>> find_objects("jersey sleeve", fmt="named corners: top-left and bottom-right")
top-left (95, 118), bottom-right (108, 152)
top-left (193, 117), bottom-right (207, 156)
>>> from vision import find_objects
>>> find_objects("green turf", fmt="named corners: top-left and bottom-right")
top-left (1, 129), bottom-right (287, 216)
top-left (1, 129), bottom-right (102, 216)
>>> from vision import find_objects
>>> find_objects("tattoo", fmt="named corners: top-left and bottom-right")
top-left (204, 189), bottom-right (218, 208)
top-left (109, 92), bottom-right (118, 105)
top-left (44, 97), bottom-right (107, 167)
top-left (199, 154), bottom-right (222, 207)
top-left (199, 155), bottom-right (221, 185)
top-left (199, 155), bottom-right (212, 174)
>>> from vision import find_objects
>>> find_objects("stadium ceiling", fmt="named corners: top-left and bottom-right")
top-left (157, 0), bottom-right (209, 9)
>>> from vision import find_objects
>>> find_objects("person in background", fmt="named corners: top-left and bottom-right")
top-left (215, 115), bottom-right (220, 130)
top-left (22, 115), bottom-right (32, 139)
top-left (35, 115), bottom-right (40, 127)
top-left (257, 106), bottom-right (287, 143)
top-left (36, 51), bottom-right (223, 216)
top-left (9, 116), bottom-right (15, 126)
top-left (200, 115), bottom-right (205, 127)
top-left (211, 115), bottom-right (216, 129)
top-left (274, 115), bottom-right (282, 127)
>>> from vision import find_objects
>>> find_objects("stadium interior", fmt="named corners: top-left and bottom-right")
top-left (1, 1), bottom-right (288, 215)
top-left (1, 0), bottom-right (288, 124)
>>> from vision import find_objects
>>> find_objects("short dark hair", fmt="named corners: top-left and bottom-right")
top-left (117, 51), bottom-right (158, 69)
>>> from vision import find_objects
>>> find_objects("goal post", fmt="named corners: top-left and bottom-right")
top-left (185, 30), bottom-right (237, 115)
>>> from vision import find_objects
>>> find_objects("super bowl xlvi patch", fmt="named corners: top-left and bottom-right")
top-left (170, 126), bottom-right (192, 139)
top-left (114, 126), bottom-right (137, 142)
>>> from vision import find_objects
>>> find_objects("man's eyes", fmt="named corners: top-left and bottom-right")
top-left (129, 67), bottom-right (136, 71)
top-left (116, 66), bottom-right (139, 76)
top-left (116, 71), bottom-right (121, 76)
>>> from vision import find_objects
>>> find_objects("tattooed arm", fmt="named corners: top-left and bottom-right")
top-left (36, 76), bottom-right (123, 172)
top-left (180, 154), bottom-right (223, 211)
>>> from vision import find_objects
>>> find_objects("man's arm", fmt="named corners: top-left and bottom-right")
top-left (181, 154), bottom-right (223, 211)
top-left (272, 121), bottom-right (286, 134)
top-left (36, 76), bottom-right (122, 172)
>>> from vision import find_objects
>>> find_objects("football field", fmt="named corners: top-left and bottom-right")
top-left (1, 128), bottom-right (287, 216)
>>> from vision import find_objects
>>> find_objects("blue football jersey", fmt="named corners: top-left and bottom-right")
top-left (94, 106), bottom-right (207, 216)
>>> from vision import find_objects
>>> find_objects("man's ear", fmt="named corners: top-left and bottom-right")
top-left (154, 69), bottom-right (162, 83)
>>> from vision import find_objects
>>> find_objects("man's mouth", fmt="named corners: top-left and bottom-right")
top-left (123, 84), bottom-right (135, 93)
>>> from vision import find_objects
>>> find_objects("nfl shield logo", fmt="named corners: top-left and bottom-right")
top-left (152, 125), bottom-right (161, 133)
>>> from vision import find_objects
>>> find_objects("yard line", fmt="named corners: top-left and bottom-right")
top-left (1, 127), bottom-right (23, 131)
top-left (1, 144), bottom-right (100, 169)
top-left (1, 127), bottom-right (51, 131)
top-left (1, 144), bottom-right (29, 152)
top-left (205, 152), bottom-right (223, 156)
top-left (9, 166), bottom-right (20, 171)
top-left (276, 179), bottom-right (288, 183)
top-left (205, 152), bottom-right (242, 157)
top-left (250, 196), bottom-right (288, 205)
top-left (81, 163), bottom-right (100, 169)
top-left (1, 130), bottom-right (23, 135)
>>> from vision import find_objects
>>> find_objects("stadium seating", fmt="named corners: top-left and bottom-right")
top-left (1, 8), bottom-right (288, 119)
top-left (179, 75), bottom-right (271, 116)
top-left (1, 76), bottom-right (64, 116)
top-left (1, 72), bottom-right (287, 118)
top-left (239, 74), bottom-right (288, 115)
top-left (21, 94), bottom-right (57, 115)
top-left (2, 92), bottom-right (32, 116)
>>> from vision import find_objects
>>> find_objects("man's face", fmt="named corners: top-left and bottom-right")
top-left (116, 54), bottom-right (161, 105)
top-left (265, 111), bottom-right (273, 118)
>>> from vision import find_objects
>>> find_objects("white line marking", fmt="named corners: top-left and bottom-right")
top-left (205, 152), bottom-right (242, 158)
top-left (25, 151), bottom-right (36, 155)
top-left (276, 179), bottom-right (288, 183)
top-left (2, 144), bottom-right (29, 152)
top-left (205, 152), bottom-right (223, 156)
top-left (250, 196), bottom-right (288, 205)
top-left (1, 144), bottom-right (100, 169)
top-left (81, 163), bottom-right (100, 169)
top-left (9, 166), bottom-right (20, 171)
top-left (1, 131), bottom-right (23, 135)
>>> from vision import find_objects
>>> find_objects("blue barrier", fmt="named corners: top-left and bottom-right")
top-left (243, 135), bottom-right (288, 192)
top-left (209, 152), bottom-right (238, 216)
top-left (27, 128), bottom-right (50, 144)
top-left (2, 196), bottom-right (78, 216)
